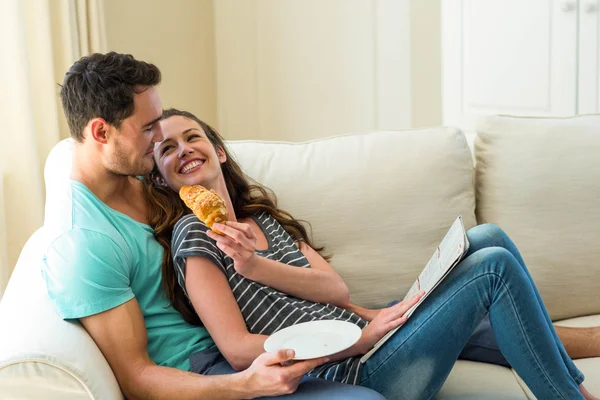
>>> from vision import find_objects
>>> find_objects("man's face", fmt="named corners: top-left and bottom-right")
top-left (105, 86), bottom-right (163, 176)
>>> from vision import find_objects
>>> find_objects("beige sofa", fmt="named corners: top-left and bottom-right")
top-left (0, 114), bottom-right (599, 399)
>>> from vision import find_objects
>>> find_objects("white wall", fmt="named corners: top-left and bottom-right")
top-left (0, 171), bottom-right (7, 297)
top-left (103, 0), bottom-right (217, 127)
top-left (102, 0), bottom-right (442, 140)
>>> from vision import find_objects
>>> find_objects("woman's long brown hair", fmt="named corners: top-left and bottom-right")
top-left (143, 108), bottom-right (330, 326)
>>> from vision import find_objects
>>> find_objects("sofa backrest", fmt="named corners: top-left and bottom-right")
top-left (475, 114), bottom-right (600, 320)
top-left (228, 128), bottom-right (477, 308)
top-left (39, 127), bottom-right (476, 310)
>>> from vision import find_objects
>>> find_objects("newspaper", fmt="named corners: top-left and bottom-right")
top-left (360, 216), bottom-right (470, 363)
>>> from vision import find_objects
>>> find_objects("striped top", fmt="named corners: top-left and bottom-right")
top-left (172, 211), bottom-right (368, 384)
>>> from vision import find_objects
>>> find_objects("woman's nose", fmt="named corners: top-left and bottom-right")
top-left (178, 146), bottom-right (194, 158)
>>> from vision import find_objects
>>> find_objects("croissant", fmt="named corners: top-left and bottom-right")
top-left (179, 185), bottom-right (229, 235)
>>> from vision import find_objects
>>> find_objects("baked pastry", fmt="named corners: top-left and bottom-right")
top-left (179, 185), bottom-right (229, 234)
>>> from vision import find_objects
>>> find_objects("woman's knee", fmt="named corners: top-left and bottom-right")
top-left (467, 223), bottom-right (509, 248)
top-left (474, 247), bottom-right (521, 277)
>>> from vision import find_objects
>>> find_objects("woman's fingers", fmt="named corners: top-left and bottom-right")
top-left (211, 222), bottom-right (246, 243)
top-left (207, 228), bottom-right (252, 252)
top-left (208, 231), bottom-right (247, 257)
top-left (398, 291), bottom-right (425, 311)
top-left (385, 314), bottom-right (409, 331)
top-left (214, 237), bottom-right (243, 260)
top-left (385, 291), bottom-right (426, 321)
top-left (213, 222), bottom-right (255, 243)
top-left (219, 221), bottom-right (255, 240)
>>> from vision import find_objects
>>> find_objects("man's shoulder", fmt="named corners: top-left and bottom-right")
top-left (45, 182), bottom-right (129, 254)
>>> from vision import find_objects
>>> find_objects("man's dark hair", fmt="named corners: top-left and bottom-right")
top-left (60, 52), bottom-right (161, 142)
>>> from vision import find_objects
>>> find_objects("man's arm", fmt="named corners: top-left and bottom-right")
top-left (80, 297), bottom-right (327, 400)
top-left (555, 325), bottom-right (600, 359)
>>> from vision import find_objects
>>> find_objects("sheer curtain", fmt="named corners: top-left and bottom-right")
top-left (0, 0), bottom-right (107, 297)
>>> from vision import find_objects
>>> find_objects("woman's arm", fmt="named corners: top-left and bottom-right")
top-left (187, 255), bottom-right (426, 367)
top-left (185, 255), bottom-right (270, 371)
top-left (345, 303), bottom-right (381, 322)
top-left (207, 222), bottom-right (349, 307)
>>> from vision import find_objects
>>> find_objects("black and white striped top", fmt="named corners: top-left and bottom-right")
top-left (172, 211), bottom-right (368, 384)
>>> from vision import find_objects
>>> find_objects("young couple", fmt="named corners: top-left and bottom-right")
top-left (43, 52), bottom-right (598, 399)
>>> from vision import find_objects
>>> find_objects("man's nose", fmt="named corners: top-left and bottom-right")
top-left (152, 125), bottom-right (164, 142)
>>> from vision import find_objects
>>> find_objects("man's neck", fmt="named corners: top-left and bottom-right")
top-left (71, 146), bottom-right (134, 204)
top-left (71, 145), bottom-right (148, 225)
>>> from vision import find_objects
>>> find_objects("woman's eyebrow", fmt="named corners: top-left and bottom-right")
top-left (182, 128), bottom-right (203, 135)
top-left (156, 138), bottom-right (174, 151)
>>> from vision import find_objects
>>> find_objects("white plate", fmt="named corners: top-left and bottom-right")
top-left (264, 320), bottom-right (362, 360)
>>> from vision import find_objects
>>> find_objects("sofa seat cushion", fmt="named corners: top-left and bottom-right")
top-left (475, 114), bottom-right (600, 321)
top-left (228, 128), bottom-right (476, 308)
top-left (435, 360), bottom-right (527, 399)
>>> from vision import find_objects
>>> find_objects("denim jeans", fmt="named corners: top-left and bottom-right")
top-left (360, 224), bottom-right (584, 400)
top-left (190, 346), bottom-right (386, 400)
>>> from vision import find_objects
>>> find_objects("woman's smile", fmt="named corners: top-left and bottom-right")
top-left (179, 158), bottom-right (205, 174)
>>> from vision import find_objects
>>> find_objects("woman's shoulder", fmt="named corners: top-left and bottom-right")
top-left (173, 213), bottom-right (210, 235)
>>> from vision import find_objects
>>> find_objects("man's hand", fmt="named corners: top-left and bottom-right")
top-left (240, 349), bottom-right (328, 398)
top-left (356, 291), bottom-right (425, 353)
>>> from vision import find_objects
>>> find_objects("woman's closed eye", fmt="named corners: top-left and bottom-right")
top-left (160, 144), bottom-right (174, 156)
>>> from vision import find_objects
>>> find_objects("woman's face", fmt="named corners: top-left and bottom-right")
top-left (154, 116), bottom-right (226, 192)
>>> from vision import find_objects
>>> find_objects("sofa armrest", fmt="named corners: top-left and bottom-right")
top-left (0, 229), bottom-right (123, 399)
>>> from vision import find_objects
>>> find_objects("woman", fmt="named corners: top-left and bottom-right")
top-left (144, 108), bottom-right (597, 400)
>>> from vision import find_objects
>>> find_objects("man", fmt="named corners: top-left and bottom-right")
top-left (42, 52), bottom-right (383, 399)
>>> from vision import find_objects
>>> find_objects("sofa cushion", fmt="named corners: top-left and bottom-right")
top-left (228, 128), bottom-right (476, 307)
top-left (435, 360), bottom-right (527, 399)
top-left (475, 114), bottom-right (600, 320)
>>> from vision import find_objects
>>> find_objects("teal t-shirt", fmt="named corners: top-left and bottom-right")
top-left (42, 180), bottom-right (214, 370)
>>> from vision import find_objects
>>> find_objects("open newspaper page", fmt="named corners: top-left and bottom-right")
top-left (360, 216), bottom-right (469, 363)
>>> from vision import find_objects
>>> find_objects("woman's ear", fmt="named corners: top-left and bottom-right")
top-left (217, 146), bottom-right (227, 163)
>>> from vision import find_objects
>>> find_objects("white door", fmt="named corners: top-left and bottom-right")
top-left (443, 0), bottom-right (579, 132)
top-left (578, 0), bottom-right (600, 113)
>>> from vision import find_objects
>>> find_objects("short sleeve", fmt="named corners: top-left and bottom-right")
top-left (172, 215), bottom-right (226, 272)
top-left (42, 228), bottom-right (134, 319)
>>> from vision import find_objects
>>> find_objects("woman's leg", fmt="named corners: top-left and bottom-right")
top-left (465, 224), bottom-right (585, 384)
top-left (360, 247), bottom-right (583, 400)
top-left (191, 348), bottom-right (386, 400)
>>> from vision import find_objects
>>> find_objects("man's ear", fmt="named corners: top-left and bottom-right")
top-left (217, 146), bottom-right (227, 163)
top-left (88, 118), bottom-right (110, 144)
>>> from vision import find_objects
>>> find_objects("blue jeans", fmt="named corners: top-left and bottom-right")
top-left (190, 346), bottom-right (385, 399)
top-left (360, 224), bottom-right (585, 400)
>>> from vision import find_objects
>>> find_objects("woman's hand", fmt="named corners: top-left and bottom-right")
top-left (356, 291), bottom-right (426, 353)
top-left (206, 221), bottom-right (259, 276)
